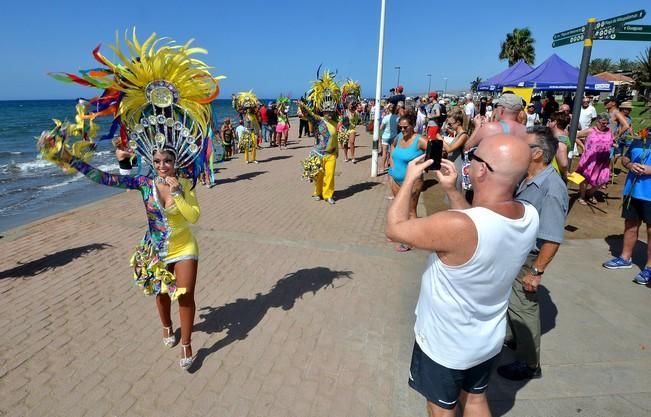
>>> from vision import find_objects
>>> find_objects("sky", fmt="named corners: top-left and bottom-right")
top-left (0, 0), bottom-right (649, 100)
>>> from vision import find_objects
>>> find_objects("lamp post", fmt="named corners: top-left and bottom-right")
top-left (395, 66), bottom-right (401, 89)
top-left (426, 74), bottom-right (432, 95)
top-left (371, 0), bottom-right (386, 178)
top-left (443, 77), bottom-right (448, 96)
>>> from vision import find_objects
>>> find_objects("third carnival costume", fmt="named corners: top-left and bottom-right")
top-left (38, 30), bottom-right (223, 301)
top-left (300, 70), bottom-right (341, 202)
top-left (235, 91), bottom-right (261, 163)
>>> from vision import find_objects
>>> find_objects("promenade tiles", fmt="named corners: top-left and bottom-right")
top-left (1, 126), bottom-right (650, 416)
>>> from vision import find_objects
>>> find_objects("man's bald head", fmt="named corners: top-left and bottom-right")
top-left (475, 135), bottom-right (531, 188)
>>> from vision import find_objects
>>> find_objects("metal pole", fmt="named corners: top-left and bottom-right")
top-left (427, 74), bottom-right (432, 95)
top-left (395, 66), bottom-right (401, 89)
top-left (444, 77), bottom-right (448, 96)
top-left (371, 0), bottom-right (386, 177)
top-left (568, 18), bottom-right (596, 170)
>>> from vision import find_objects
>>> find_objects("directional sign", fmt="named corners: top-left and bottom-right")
top-left (552, 33), bottom-right (585, 48)
top-left (593, 24), bottom-right (618, 39)
top-left (621, 24), bottom-right (651, 32)
top-left (553, 26), bottom-right (585, 40)
top-left (598, 32), bottom-right (651, 42)
top-left (595, 9), bottom-right (646, 28)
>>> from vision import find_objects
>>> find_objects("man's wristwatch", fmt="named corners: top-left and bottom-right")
top-left (531, 267), bottom-right (544, 276)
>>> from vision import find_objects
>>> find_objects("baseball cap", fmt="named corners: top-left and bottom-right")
top-left (396, 85), bottom-right (404, 93)
top-left (603, 96), bottom-right (616, 104)
top-left (428, 91), bottom-right (438, 99)
top-left (494, 94), bottom-right (523, 111)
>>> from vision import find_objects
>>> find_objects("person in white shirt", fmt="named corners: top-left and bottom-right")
top-left (386, 135), bottom-right (539, 416)
top-left (235, 120), bottom-right (246, 153)
top-left (578, 97), bottom-right (597, 130)
top-left (525, 104), bottom-right (540, 127)
top-left (464, 94), bottom-right (475, 121)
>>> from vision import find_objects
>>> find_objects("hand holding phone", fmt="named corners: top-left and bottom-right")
top-left (425, 140), bottom-right (443, 172)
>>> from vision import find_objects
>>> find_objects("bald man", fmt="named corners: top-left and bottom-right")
top-left (386, 135), bottom-right (539, 417)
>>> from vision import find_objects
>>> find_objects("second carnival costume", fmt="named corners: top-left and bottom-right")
top-left (38, 30), bottom-right (224, 301)
top-left (300, 70), bottom-right (341, 203)
top-left (234, 91), bottom-right (261, 163)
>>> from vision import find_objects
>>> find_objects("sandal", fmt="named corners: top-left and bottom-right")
top-left (180, 343), bottom-right (194, 371)
top-left (162, 325), bottom-right (176, 348)
top-left (588, 197), bottom-right (598, 204)
top-left (396, 244), bottom-right (411, 252)
top-left (578, 198), bottom-right (588, 206)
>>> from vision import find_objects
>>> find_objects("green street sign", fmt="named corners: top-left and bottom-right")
top-left (553, 26), bottom-right (585, 40)
top-left (595, 9), bottom-right (646, 27)
top-left (598, 32), bottom-right (651, 41)
top-left (552, 34), bottom-right (584, 48)
top-left (621, 24), bottom-right (651, 32)
top-left (593, 24), bottom-right (618, 39)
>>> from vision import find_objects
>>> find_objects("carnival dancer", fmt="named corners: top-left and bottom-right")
top-left (38, 30), bottom-right (223, 371)
top-left (275, 96), bottom-right (291, 149)
top-left (341, 79), bottom-right (362, 163)
top-left (299, 69), bottom-right (341, 205)
top-left (235, 91), bottom-right (261, 163)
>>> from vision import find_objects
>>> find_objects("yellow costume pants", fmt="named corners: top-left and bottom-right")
top-left (244, 136), bottom-right (257, 162)
top-left (314, 154), bottom-right (336, 200)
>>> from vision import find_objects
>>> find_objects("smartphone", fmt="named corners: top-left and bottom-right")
top-left (480, 102), bottom-right (487, 117)
top-left (425, 140), bottom-right (443, 172)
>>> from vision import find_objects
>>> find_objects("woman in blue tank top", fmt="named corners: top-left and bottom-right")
top-left (388, 111), bottom-right (428, 251)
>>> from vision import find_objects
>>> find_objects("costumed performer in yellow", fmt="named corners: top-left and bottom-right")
top-left (38, 30), bottom-right (223, 371)
top-left (299, 69), bottom-right (341, 205)
top-left (341, 79), bottom-right (362, 163)
top-left (235, 91), bottom-right (261, 163)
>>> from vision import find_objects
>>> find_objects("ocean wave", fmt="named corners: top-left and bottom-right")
top-left (39, 173), bottom-right (84, 190)
top-left (0, 151), bottom-right (24, 157)
top-left (10, 159), bottom-right (55, 172)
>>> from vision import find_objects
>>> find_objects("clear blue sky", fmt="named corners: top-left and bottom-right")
top-left (1, 0), bottom-right (649, 100)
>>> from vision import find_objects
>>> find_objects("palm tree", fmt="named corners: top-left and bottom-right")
top-left (616, 58), bottom-right (635, 72)
top-left (589, 58), bottom-right (614, 74)
top-left (499, 28), bottom-right (535, 66)
top-left (470, 77), bottom-right (482, 93)
top-left (633, 46), bottom-right (651, 103)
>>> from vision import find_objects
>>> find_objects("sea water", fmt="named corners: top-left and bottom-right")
top-left (0, 99), bottom-right (292, 232)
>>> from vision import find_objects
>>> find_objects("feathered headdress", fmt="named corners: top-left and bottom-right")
top-left (43, 29), bottom-right (224, 178)
top-left (307, 69), bottom-right (340, 113)
top-left (277, 95), bottom-right (290, 112)
top-left (342, 79), bottom-right (361, 106)
top-left (235, 91), bottom-right (258, 111)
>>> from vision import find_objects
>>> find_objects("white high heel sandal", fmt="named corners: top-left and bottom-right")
top-left (162, 326), bottom-right (176, 348)
top-left (180, 343), bottom-right (194, 370)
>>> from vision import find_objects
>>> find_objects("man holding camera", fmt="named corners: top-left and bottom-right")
top-left (386, 135), bottom-right (539, 416)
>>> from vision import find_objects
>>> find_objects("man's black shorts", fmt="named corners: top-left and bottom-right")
top-left (622, 197), bottom-right (651, 224)
top-left (408, 341), bottom-right (496, 410)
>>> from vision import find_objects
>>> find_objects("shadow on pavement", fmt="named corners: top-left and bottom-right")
top-left (605, 234), bottom-right (647, 270)
top-left (215, 171), bottom-right (267, 185)
top-left (190, 267), bottom-right (353, 372)
top-left (256, 155), bottom-right (293, 163)
top-left (352, 154), bottom-right (372, 163)
top-left (488, 284), bottom-right (557, 416)
top-left (336, 181), bottom-right (380, 201)
top-left (0, 243), bottom-right (112, 279)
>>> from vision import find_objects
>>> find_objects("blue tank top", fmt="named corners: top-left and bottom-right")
top-left (389, 134), bottom-right (425, 183)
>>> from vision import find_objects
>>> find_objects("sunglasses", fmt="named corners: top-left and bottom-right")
top-left (399, 125), bottom-right (410, 130)
top-left (468, 148), bottom-right (494, 172)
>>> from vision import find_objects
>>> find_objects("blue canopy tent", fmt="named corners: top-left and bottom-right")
top-left (505, 54), bottom-right (612, 91)
top-left (477, 60), bottom-right (534, 92)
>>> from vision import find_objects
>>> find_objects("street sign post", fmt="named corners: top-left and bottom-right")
top-left (551, 9), bottom-right (647, 171)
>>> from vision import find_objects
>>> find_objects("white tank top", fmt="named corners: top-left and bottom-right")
top-left (414, 203), bottom-right (539, 370)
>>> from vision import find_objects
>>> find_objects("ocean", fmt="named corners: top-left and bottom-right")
top-left (0, 99), bottom-right (292, 232)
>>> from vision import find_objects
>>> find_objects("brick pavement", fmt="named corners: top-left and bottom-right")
top-left (0, 125), bottom-right (427, 417)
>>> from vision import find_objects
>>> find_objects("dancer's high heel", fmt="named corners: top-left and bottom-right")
top-left (180, 343), bottom-right (194, 370)
top-left (162, 326), bottom-right (176, 348)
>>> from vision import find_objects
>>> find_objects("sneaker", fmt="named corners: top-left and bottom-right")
top-left (312, 195), bottom-right (322, 201)
top-left (253, 160), bottom-right (259, 164)
top-left (602, 256), bottom-right (633, 269)
top-left (326, 198), bottom-right (335, 205)
top-left (497, 361), bottom-right (542, 381)
top-left (633, 267), bottom-right (651, 285)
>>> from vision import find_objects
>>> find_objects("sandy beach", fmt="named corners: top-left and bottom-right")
top-left (1, 123), bottom-right (651, 417)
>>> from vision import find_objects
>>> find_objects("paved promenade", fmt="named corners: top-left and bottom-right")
top-left (1, 126), bottom-right (650, 416)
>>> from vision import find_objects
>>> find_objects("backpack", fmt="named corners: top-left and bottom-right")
top-left (436, 103), bottom-right (447, 126)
